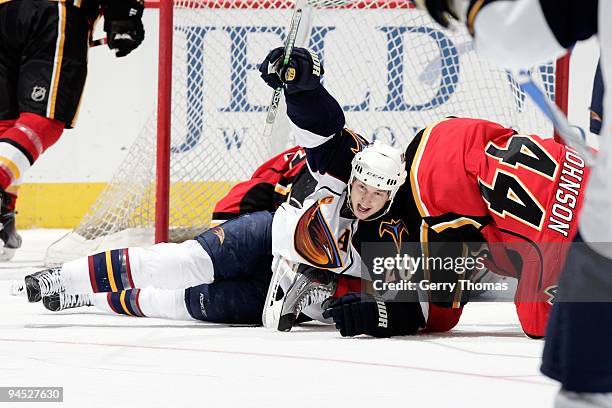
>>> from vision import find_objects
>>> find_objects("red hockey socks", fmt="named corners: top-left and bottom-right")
top-left (0, 113), bottom-right (64, 190)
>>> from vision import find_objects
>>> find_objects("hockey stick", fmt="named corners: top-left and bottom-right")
top-left (262, 1), bottom-right (305, 139)
top-left (514, 70), bottom-right (596, 166)
top-left (90, 37), bottom-right (108, 47)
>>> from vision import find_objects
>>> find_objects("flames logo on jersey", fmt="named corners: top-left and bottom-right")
top-left (294, 197), bottom-right (343, 269)
top-left (378, 219), bottom-right (408, 253)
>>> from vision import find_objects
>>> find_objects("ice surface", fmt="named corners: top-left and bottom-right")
top-left (0, 230), bottom-right (557, 408)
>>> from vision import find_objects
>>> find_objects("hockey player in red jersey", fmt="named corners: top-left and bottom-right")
top-left (22, 46), bottom-right (587, 340)
top-left (211, 145), bottom-right (309, 226)
top-left (415, 1), bottom-right (611, 404)
top-left (0, 0), bottom-right (145, 260)
top-left (253, 47), bottom-right (589, 339)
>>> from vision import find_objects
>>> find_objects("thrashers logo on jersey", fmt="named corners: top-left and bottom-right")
top-left (212, 227), bottom-right (225, 245)
top-left (378, 219), bottom-right (408, 253)
top-left (295, 197), bottom-right (343, 269)
top-left (344, 128), bottom-right (368, 155)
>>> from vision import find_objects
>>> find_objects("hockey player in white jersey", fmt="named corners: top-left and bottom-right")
top-left (21, 47), bottom-right (418, 336)
top-left (417, 0), bottom-right (610, 406)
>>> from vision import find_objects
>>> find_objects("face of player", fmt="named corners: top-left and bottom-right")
top-left (350, 180), bottom-right (390, 220)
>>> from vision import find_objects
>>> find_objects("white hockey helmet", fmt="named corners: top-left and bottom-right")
top-left (348, 140), bottom-right (407, 219)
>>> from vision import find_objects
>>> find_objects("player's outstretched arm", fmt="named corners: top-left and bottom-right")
top-left (259, 47), bottom-right (345, 140)
top-left (103, 0), bottom-right (145, 57)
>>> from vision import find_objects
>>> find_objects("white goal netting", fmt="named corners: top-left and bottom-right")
top-left (45, 0), bottom-right (558, 265)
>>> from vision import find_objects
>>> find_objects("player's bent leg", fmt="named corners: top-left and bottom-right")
top-left (0, 119), bottom-right (16, 136)
top-left (25, 211), bottom-right (274, 302)
top-left (194, 211), bottom-right (274, 281)
top-left (185, 277), bottom-right (270, 325)
top-left (0, 113), bottom-right (63, 259)
top-left (0, 113), bottom-right (64, 189)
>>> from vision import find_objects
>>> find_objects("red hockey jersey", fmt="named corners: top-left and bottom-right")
top-left (211, 146), bottom-right (308, 226)
top-left (406, 117), bottom-right (589, 337)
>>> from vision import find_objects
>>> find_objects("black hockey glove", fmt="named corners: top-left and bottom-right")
top-left (322, 293), bottom-right (426, 338)
top-left (104, 0), bottom-right (145, 57)
top-left (414, 0), bottom-right (460, 28)
top-left (259, 47), bottom-right (324, 94)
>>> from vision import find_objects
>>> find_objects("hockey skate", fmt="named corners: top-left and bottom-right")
top-left (24, 268), bottom-right (64, 303)
top-left (0, 190), bottom-right (21, 261)
top-left (273, 264), bottom-right (337, 332)
top-left (42, 292), bottom-right (93, 312)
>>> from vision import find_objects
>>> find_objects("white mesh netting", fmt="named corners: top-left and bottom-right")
top-left (45, 0), bottom-right (558, 265)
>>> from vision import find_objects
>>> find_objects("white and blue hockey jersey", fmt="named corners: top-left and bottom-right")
top-left (271, 86), bottom-right (370, 277)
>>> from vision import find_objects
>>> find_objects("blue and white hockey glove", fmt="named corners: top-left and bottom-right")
top-left (322, 293), bottom-right (425, 338)
top-left (259, 47), bottom-right (324, 94)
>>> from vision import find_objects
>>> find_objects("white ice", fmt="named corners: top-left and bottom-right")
top-left (0, 230), bottom-right (558, 408)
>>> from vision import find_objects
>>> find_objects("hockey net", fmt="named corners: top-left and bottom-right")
top-left (44, 0), bottom-right (562, 265)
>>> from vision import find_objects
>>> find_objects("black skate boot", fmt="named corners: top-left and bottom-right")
top-left (0, 190), bottom-right (21, 261)
top-left (277, 266), bottom-right (337, 332)
top-left (43, 292), bottom-right (93, 312)
top-left (25, 268), bottom-right (64, 303)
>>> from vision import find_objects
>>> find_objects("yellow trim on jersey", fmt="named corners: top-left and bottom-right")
top-left (0, 0), bottom-right (13, 4)
top-left (420, 221), bottom-right (431, 302)
top-left (430, 217), bottom-right (482, 233)
top-left (410, 118), bottom-right (448, 218)
top-left (274, 183), bottom-right (291, 196)
top-left (105, 251), bottom-right (118, 292)
top-left (120, 291), bottom-right (134, 316)
top-left (452, 244), bottom-right (468, 308)
top-left (48, 2), bottom-right (67, 119)
top-left (0, 157), bottom-right (21, 181)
